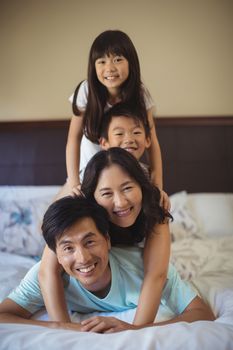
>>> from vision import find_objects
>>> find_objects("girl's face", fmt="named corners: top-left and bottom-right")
top-left (94, 164), bottom-right (142, 227)
top-left (95, 53), bottom-right (129, 97)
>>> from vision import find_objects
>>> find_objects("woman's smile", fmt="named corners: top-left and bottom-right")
top-left (94, 164), bottom-right (142, 227)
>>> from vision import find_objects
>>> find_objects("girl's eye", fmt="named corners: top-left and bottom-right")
top-left (96, 58), bottom-right (105, 64)
top-left (114, 132), bottom-right (123, 136)
top-left (134, 130), bottom-right (142, 135)
top-left (113, 56), bottom-right (123, 63)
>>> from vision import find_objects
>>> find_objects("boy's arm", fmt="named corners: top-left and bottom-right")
top-left (133, 222), bottom-right (170, 325)
top-left (38, 245), bottom-right (70, 322)
top-left (0, 298), bottom-right (82, 331)
top-left (147, 110), bottom-right (170, 211)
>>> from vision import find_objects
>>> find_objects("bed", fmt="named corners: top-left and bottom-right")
top-left (0, 117), bottom-right (233, 350)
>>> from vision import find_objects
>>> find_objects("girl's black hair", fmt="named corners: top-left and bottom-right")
top-left (81, 148), bottom-right (172, 244)
top-left (72, 30), bottom-right (149, 143)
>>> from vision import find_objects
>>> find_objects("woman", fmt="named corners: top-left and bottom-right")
top-left (39, 148), bottom-right (172, 325)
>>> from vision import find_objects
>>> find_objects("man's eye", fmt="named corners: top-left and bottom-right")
top-left (64, 246), bottom-right (73, 253)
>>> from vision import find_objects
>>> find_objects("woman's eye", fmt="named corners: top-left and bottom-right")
top-left (101, 192), bottom-right (112, 197)
top-left (123, 186), bottom-right (133, 192)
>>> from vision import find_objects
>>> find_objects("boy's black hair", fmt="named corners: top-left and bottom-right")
top-left (41, 196), bottom-right (109, 252)
top-left (100, 102), bottom-right (151, 140)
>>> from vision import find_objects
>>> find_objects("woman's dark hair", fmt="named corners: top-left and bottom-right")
top-left (41, 196), bottom-right (109, 252)
top-left (72, 30), bottom-right (148, 143)
top-left (100, 102), bottom-right (151, 140)
top-left (81, 148), bottom-right (172, 243)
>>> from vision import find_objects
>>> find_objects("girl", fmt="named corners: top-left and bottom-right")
top-left (57, 29), bottom-right (169, 208)
top-left (39, 148), bottom-right (172, 326)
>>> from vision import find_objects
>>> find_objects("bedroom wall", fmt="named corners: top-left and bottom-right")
top-left (0, 0), bottom-right (233, 121)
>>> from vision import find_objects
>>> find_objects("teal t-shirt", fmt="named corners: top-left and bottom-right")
top-left (8, 247), bottom-right (197, 315)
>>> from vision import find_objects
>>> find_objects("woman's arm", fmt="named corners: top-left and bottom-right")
top-left (133, 222), bottom-right (171, 325)
top-left (38, 245), bottom-right (70, 322)
top-left (65, 115), bottom-right (84, 196)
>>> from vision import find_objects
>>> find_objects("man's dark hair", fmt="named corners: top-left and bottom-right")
top-left (41, 196), bottom-right (109, 252)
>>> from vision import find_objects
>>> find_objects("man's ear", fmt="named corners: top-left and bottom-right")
top-left (99, 137), bottom-right (110, 150)
top-left (106, 233), bottom-right (111, 250)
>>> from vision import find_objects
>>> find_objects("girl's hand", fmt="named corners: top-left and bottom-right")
top-left (159, 190), bottom-right (171, 211)
top-left (81, 316), bottom-right (138, 333)
top-left (70, 184), bottom-right (83, 197)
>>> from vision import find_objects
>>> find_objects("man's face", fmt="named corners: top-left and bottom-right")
top-left (56, 217), bottom-right (111, 294)
top-left (99, 116), bottom-right (151, 160)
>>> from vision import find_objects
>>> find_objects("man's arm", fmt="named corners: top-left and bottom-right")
top-left (80, 295), bottom-right (215, 333)
top-left (0, 298), bottom-right (82, 331)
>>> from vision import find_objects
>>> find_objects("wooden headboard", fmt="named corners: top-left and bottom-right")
top-left (0, 117), bottom-right (233, 194)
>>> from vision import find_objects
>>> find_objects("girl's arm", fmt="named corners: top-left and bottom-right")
top-left (38, 245), bottom-right (70, 322)
top-left (65, 115), bottom-right (84, 195)
top-left (147, 109), bottom-right (170, 210)
top-left (133, 222), bottom-right (170, 325)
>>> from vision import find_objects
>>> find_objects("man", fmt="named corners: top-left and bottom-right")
top-left (0, 196), bottom-right (215, 333)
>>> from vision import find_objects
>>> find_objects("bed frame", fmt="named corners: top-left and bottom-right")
top-left (0, 117), bottom-right (232, 194)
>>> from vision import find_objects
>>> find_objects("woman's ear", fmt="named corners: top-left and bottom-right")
top-left (99, 137), bottom-right (110, 150)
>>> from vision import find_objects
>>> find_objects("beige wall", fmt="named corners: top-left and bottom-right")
top-left (0, 0), bottom-right (233, 121)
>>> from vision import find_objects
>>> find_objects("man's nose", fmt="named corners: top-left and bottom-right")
top-left (75, 247), bottom-right (91, 263)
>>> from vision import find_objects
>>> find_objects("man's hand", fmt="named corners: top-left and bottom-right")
top-left (81, 316), bottom-right (139, 333)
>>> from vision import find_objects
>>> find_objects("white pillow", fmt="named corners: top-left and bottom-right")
top-left (0, 196), bottom-right (54, 256)
top-left (187, 193), bottom-right (233, 237)
top-left (169, 191), bottom-right (204, 241)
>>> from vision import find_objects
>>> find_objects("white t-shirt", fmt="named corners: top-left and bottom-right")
top-left (69, 80), bottom-right (155, 179)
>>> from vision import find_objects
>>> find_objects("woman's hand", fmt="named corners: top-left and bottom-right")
top-left (81, 316), bottom-right (139, 333)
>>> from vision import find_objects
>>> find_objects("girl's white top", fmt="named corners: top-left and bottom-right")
top-left (69, 80), bottom-right (155, 180)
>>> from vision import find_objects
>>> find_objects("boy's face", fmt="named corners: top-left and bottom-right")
top-left (56, 217), bottom-right (111, 295)
top-left (99, 116), bottom-right (151, 160)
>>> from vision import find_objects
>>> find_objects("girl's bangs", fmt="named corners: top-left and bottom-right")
top-left (92, 42), bottom-right (128, 61)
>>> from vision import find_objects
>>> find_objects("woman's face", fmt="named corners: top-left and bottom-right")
top-left (94, 164), bottom-right (142, 227)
